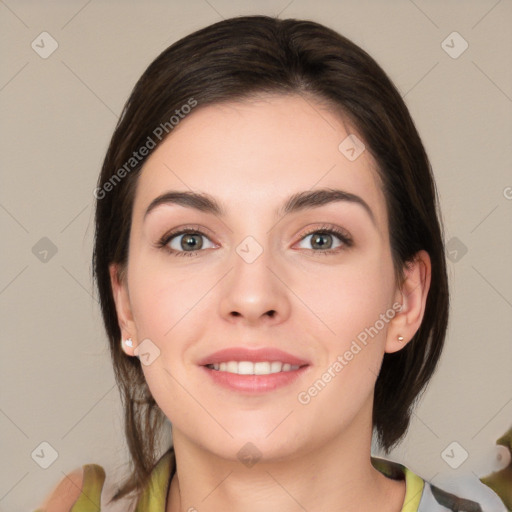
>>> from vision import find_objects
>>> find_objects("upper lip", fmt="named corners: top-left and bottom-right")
top-left (198, 347), bottom-right (310, 366)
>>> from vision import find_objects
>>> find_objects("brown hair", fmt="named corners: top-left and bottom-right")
top-left (93, 14), bottom-right (449, 503)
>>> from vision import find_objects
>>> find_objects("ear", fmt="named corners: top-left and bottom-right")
top-left (385, 250), bottom-right (431, 354)
top-left (109, 263), bottom-right (137, 357)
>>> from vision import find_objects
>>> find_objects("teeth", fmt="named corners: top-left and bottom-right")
top-left (270, 361), bottom-right (282, 373)
top-left (208, 361), bottom-right (300, 375)
top-left (238, 361), bottom-right (254, 375)
top-left (226, 361), bottom-right (238, 373)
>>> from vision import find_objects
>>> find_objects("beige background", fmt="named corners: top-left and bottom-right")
top-left (1, 0), bottom-right (511, 510)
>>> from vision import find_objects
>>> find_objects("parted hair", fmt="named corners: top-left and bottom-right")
top-left (92, 14), bottom-right (449, 503)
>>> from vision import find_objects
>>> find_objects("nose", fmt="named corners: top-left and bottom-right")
top-left (218, 246), bottom-right (291, 326)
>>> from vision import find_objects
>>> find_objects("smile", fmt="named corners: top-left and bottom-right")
top-left (206, 361), bottom-right (301, 375)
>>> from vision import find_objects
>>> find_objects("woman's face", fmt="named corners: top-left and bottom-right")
top-left (113, 94), bottom-right (407, 461)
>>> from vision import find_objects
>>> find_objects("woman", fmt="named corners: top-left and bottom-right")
top-left (36, 14), bottom-right (502, 512)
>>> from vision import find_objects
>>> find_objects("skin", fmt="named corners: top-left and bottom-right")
top-left (110, 93), bottom-right (431, 512)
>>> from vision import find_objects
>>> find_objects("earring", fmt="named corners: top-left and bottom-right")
top-left (123, 338), bottom-right (133, 348)
top-left (397, 335), bottom-right (404, 342)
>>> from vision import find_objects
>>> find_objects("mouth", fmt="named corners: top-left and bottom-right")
top-left (206, 361), bottom-right (302, 375)
top-left (198, 347), bottom-right (310, 393)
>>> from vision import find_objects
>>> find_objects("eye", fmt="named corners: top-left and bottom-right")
top-left (296, 225), bottom-right (353, 253)
top-left (155, 224), bottom-right (353, 257)
top-left (156, 227), bottom-right (216, 257)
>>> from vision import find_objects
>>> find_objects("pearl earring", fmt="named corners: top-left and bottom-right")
top-left (397, 335), bottom-right (404, 342)
top-left (124, 338), bottom-right (133, 347)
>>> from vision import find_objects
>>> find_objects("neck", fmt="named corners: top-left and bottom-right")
top-left (166, 406), bottom-right (405, 512)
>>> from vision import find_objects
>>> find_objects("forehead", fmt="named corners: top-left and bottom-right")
top-left (133, 94), bottom-right (387, 229)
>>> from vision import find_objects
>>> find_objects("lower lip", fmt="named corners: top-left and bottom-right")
top-left (200, 365), bottom-right (309, 393)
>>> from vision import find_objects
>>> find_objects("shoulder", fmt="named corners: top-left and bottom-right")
top-left (420, 480), bottom-right (486, 512)
top-left (412, 470), bottom-right (508, 511)
top-left (372, 456), bottom-right (507, 512)
top-left (35, 464), bottom-right (106, 512)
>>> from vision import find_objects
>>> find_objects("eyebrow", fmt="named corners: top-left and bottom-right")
top-left (143, 188), bottom-right (376, 226)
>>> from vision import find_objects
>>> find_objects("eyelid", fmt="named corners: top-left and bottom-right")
top-left (158, 224), bottom-right (215, 243)
top-left (297, 223), bottom-right (352, 240)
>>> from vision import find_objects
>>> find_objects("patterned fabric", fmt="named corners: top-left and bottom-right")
top-left (34, 448), bottom-right (500, 511)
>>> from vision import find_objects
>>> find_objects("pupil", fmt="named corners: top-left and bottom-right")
top-left (312, 233), bottom-right (332, 249)
top-left (182, 234), bottom-right (202, 251)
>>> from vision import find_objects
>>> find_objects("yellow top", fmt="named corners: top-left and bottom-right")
top-left (34, 448), bottom-right (486, 511)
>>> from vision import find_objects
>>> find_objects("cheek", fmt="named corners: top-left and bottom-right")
top-left (128, 254), bottom-right (207, 341)
top-left (126, 254), bottom-right (211, 404)
top-left (293, 251), bottom-right (395, 353)
top-left (128, 262), bottom-right (202, 425)
top-left (294, 261), bottom-right (394, 427)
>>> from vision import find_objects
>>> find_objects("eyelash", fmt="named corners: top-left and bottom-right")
top-left (155, 224), bottom-right (353, 258)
